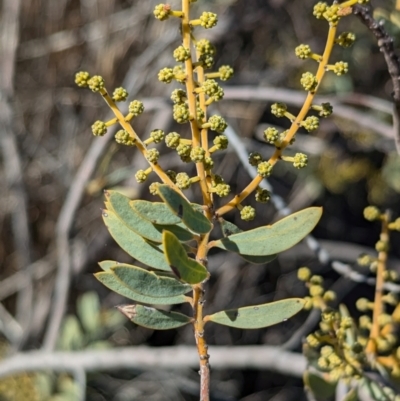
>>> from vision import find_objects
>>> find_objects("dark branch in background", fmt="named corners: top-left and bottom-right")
top-left (353, 4), bottom-right (400, 154)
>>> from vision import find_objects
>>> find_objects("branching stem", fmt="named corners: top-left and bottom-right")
top-left (182, 2), bottom-right (214, 399)
top-left (215, 25), bottom-right (338, 217)
top-left (98, 88), bottom-right (186, 196)
top-left (182, 0), bottom-right (212, 209)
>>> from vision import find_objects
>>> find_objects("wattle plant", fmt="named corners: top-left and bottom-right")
top-left (74, 1), bottom-right (365, 399)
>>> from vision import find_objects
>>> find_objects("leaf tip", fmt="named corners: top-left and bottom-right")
top-left (116, 304), bottom-right (137, 319)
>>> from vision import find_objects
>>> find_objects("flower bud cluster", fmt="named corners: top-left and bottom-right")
top-left (263, 127), bottom-right (279, 145)
top-left (323, 4), bottom-right (340, 25)
top-left (200, 79), bottom-right (224, 101)
top-left (165, 132), bottom-right (181, 149)
top-left (363, 206), bottom-right (381, 221)
top-left (128, 100), bottom-right (145, 116)
top-left (257, 161), bottom-right (273, 178)
top-left (312, 102), bottom-right (333, 117)
top-left (166, 170), bottom-right (177, 183)
top-left (176, 172), bottom-right (191, 190)
top-left (145, 148), bottom-right (160, 164)
top-left (91, 120), bottom-right (107, 137)
top-left (205, 115), bottom-right (227, 133)
top-left (300, 72), bottom-right (318, 92)
top-left (301, 116), bottom-right (319, 132)
top-left (297, 267), bottom-right (336, 310)
top-left (153, 4), bottom-right (171, 21)
top-left (305, 306), bottom-right (366, 384)
top-left (150, 129), bottom-right (165, 144)
top-left (211, 174), bottom-right (231, 197)
top-left (112, 87), bottom-right (128, 102)
top-left (248, 152), bottom-right (263, 167)
top-left (75, 71), bottom-right (90, 87)
top-left (176, 143), bottom-right (192, 163)
top-left (88, 75), bottom-right (105, 92)
top-left (149, 182), bottom-right (160, 195)
top-left (173, 46), bottom-right (191, 62)
top-left (336, 32), bottom-right (356, 48)
top-left (115, 130), bottom-right (136, 146)
top-left (171, 89), bottom-right (187, 104)
top-left (196, 39), bottom-right (215, 68)
top-left (240, 205), bottom-right (256, 221)
top-left (173, 103), bottom-right (190, 124)
top-left (293, 153), bottom-right (308, 169)
top-left (190, 146), bottom-right (206, 163)
top-left (255, 188), bottom-right (270, 203)
top-left (135, 169), bottom-right (149, 183)
top-left (196, 39), bottom-right (215, 56)
top-left (295, 44), bottom-right (312, 60)
top-left (331, 61), bottom-right (348, 76)
top-left (271, 103), bottom-right (287, 118)
top-left (218, 65), bottom-right (234, 81)
top-left (212, 135), bottom-right (228, 151)
top-left (199, 12), bottom-right (218, 29)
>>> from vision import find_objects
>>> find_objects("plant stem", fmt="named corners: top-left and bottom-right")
top-left (193, 226), bottom-right (212, 401)
top-left (193, 284), bottom-right (210, 401)
top-left (182, 0), bottom-right (212, 209)
top-left (215, 24), bottom-right (338, 217)
top-left (366, 211), bottom-right (390, 356)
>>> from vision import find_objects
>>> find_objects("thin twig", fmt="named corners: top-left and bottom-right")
top-left (0, 303), bottom-right (23, 345)
top-left (0, 346), bottom-right (306, 379)
top-left (353, 4), bottom-right (400, 154)
top-left (0, 253), bottom-right (55, 301)
top-left (332, 261), bottom-right (400, 293)
top-left (0, 0), bottom-right (33, 347)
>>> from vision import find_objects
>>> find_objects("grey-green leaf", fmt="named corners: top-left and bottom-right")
top-left (211, 207), bottom-right (322, 256)
top-left (163, 231), bottom-right (208, 284)
top-left (219, 218), bottom-right (276, 264)
top-left (111, 264), bottom-right (192, 298)
top-left (98, 260), bottom-right (120, 271)
top-left (132, 200), bottom-right (181, 225)
top-left (204, 298), bottom-right (305, 329)
top-left (155, 223), bottom-right (194, 242)
top-left (95, 272), bottom-right (189, 305)
top-left (157, 184), bottom-right (212, 234)
top-left (102, 209), bottom-right (171, 271)
top-left (117, 304), bottom-right (193, 330)
top-left (105, 190), bottom-right (194, 243)
top-left (105, 190), bottom-right (163, 242)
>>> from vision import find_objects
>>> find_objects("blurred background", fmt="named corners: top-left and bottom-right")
top-left (1, 0), bottom-right (400, 400)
